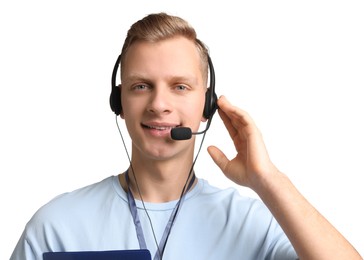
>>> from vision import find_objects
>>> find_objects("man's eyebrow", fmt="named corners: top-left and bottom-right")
top-left (166, 75), bottom-right (199, 85)
top-left (123, 74), bottom-right (200, 86)
top-left (122, 74), bottom-right (149, 85)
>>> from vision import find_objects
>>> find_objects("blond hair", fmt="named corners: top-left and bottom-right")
top-left (120, 12), bottom-right (209, 83)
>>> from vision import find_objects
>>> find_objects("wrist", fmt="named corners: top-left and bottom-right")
top-left (249, 166), bottom-right (287, 197)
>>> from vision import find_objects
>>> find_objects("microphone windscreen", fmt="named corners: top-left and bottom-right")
top-left (171, 127), bottom-right (192, 140)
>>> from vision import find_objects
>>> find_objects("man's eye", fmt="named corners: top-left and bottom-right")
top-left (176, 85), bottom-right (187, 91)
top-left (133, 84), bottom-right (148, 90)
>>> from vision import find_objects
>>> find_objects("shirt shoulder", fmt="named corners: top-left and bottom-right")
top-left (194, 179), bottom-right (266, 213)
top-left (28, 176), bottom-right (119, 227)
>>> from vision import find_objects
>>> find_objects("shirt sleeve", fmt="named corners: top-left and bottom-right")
top-left (10, 231), bottom-right (38, 260)
top-left (264, 214), bottom-right (299, 260)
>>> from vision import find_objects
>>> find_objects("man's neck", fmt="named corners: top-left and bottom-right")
top-left (119, 155), bottom-right (196, 203)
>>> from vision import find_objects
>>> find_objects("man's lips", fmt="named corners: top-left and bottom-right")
top-left (141, 123), bottom-right (181, 131)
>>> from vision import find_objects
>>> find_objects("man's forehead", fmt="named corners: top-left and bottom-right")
top-left (121, 38), bottom-right (204, 84)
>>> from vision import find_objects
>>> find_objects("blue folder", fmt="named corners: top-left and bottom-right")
top-left (43, 249), bottom-right (151, 260)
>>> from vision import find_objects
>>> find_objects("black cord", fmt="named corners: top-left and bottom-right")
top-left (115, 115), bottom-right (210, 260)
top-left (115, 116), bottom-right (161, 258)
top-left (160, 128), bottom-right (208, 257)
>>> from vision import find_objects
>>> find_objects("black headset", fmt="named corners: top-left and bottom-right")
top-left (109, 54), bottom-right (218, 120)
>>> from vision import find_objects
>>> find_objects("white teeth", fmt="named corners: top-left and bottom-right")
top-left (147, 125), bottom-right (172, 130)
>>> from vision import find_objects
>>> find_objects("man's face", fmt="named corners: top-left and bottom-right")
top-left (121, 36), bottom-right (207, 161)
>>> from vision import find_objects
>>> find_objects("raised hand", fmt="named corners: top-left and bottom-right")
top-left (207, 95), bottom-right (278, 190)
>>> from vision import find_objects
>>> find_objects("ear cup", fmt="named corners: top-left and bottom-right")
top-left (110, 85), bottom-right (122, 115)
top-left (110, 55), bottom-right (122, 115)
top-left (203, 55), bottom-right (218, 119)
top-left (203, 88), bottom-right (218, 119)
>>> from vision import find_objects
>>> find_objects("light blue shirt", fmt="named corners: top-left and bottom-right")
top-left (11, 176), bottom-right (298, 260)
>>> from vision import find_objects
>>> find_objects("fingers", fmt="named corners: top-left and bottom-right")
top-left (218, 108), bottom-right (238, 141)
top-left (217, 95), bottom-right (259, 137)
top-left (217, 96), bottom-right (249, 124)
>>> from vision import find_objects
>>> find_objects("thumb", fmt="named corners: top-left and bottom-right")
top-left (207, 146), bottom-right (229, 173)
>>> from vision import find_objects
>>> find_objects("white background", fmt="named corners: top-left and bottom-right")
top-left (1, 0), bottom-right (363, 258)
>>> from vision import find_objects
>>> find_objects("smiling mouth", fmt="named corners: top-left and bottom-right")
top-left (141, 124), bottom-right (180, 131)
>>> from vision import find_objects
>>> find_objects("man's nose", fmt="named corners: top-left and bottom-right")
top-left (146, 86), bottom-right (173, 115)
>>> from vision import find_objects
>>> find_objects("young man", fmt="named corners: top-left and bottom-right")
top-left (11, 12), bottom-right (362, 260)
